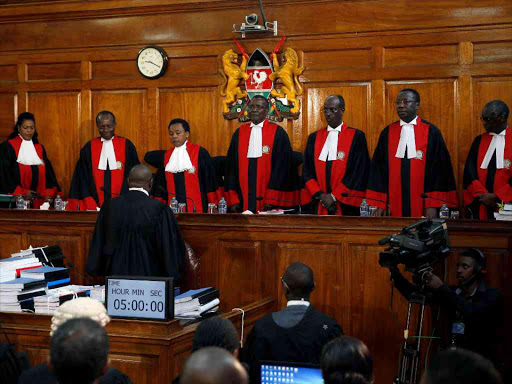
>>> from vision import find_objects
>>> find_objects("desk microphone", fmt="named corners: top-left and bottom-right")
top-left (67, 262), bottom-right (95, 286)
top-left (256, 196), bottom-right (301, 215)
top-left (340, 193), bottom-right (392, 216)
top-left (167, 190), bottom-right (197, 213)
top-left (420, 194), bottom-right (458, 208)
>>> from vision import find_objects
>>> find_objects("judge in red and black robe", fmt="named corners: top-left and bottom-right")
top-left (68, 111), bottom-right (139, 210)
top-left (367, 89), bottom-right (457, 218)
top-left (0, 112), bottom-right (60, 208)
top-left (153, 118), bottom-right (219, 213)
top-left (225, 96), bottom-right (296, 213)
top-left (303, 95), bottom-right (370, 215)
top-left (463, 100), bottom-right (511, 219)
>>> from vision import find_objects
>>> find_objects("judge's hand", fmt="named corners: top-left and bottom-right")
top-left (478, 193), bottom-right (500, 208)
top-left (319, 193), bottom-right (336, 210)
top-left (376, 208), bottom-right (386, 216)
top-left (424, 207), bottom-right (438, 218)
top-left (23, 190), bottom-right (38, 200)
top-left (424, 272), bottom-right (443, 289)
top-left (228, 203), bottom-right (242, 213)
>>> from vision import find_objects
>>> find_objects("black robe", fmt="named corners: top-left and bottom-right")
top-left (463, 130), bottom-right (512, 219)
top-left (86, 190), bottom-right (185, 279)
top-left (0, 136), bottom-right (60, 208)
top-left (153, 143), bottom-right (220, 213)
top-left (367, 118), bottom-right (457, 217)
top-left (303, 124), bottom-right (370, 215)
top-left (225, 120), bottom-right (296, 213)
top-left (68, 136), bottom-right (139, 210)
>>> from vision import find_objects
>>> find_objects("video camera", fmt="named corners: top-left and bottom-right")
top-left (378, 219), bottom-right (450, 277)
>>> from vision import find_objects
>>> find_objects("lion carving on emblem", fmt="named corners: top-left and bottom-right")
top-left (220, 49), bottom-right (249, 114)
top-left (269, 48), bottom-right (304, 114)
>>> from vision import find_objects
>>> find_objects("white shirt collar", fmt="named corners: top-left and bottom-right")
top-left (247, 122), bottom-right (264, 158)
top-left (165, 141), bottom-right (194, 173)
top-left (400, 116), bottom-right (418, 126)
top-left (250, 121), bottom-right (264, 129)
top-left (327, 123), bottom-right (342, 132)
top-left (98, 136), bottom-right (118, 170)
top-left (481, 127), bottom-right (508, 169)
top-left (16, 135), bottom-right (43, 166)
top-left (129, 187), bottom-right (149, 196)
top-left (287, 300), bottom-right (310, 307)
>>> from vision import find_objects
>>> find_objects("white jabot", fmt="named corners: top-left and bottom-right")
top-left (129, 187), bottom-right (149, 196)
top-left (165, 141), bottom-right (194, 173)
top-left (318, 123), bottom-right (342, 162)
top-left (98, 137), bottom-right (118, 170)
top-left (481, 128), bottom-right (507, 169)
top-left (287, 300), bottom-right (310, 307)
top-left (395, 116), bottom-right (418, 159)
top-left (17, 136), bottom-right (43, 166)
top-left (247, 122), bottom-right (264, 158)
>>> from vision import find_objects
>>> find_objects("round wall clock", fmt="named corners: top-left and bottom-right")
top-left (137, 45), bottom-right (168, 79)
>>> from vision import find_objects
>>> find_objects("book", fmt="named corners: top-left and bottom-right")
top-left (175, 289), bottom-right (219, 314)
top-left (20, 266), bottom-right (69, 281)
top-left (0, 256), bottom-right (40, 272)
top-left (0, 277), bottom-right (47, 290)
top-left (15, 264), bottom-right (43, 277)
top-left (177, 298), bottom-right (220, 317)
top-left (47, 278), bottom-right (71, 289)
top-left (175, 287), bottom-right (216, 303)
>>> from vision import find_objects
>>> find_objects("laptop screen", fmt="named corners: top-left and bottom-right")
top-left (260, 361), bottom-right (324, 384)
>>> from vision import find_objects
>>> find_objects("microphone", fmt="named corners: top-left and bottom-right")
top-left (67, 261), bottom-right (95, 286)
top-left (168, 192), bottom-right (196, 213)
top-left (341, 192), bottom-right (392, 216)
top-left (420, 194), bottom-right (458, 208)
top-left (256, 196), bottom-right (301, 215)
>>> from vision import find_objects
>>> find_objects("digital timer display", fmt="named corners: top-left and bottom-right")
top-left (105, 277), bottom-right (173, 320)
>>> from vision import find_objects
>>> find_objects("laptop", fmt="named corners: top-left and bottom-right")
top-left (260, 361), bottom-right (324, 384)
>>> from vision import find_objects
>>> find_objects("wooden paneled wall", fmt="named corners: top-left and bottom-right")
top-left (0, 0), bottom-right (511, 200)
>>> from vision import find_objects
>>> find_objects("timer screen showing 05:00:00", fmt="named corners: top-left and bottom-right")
top-left (112, 298), bottom-right (164, 312)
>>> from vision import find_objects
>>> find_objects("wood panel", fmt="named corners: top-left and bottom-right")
top-left (27, 62), bottom-right (81, 82)
top-left (26, 92), bottom-right (81, 197)
top-left (158, 88), bottom-right (219, 155)
top-left (384, 45), bottom-right (459, 67)
top-left (0, 92), bottom-right (16, 142)
top-left (0, 232), bottom-right (23, 260)
top-left (0, 64), bottom-right (17, 82)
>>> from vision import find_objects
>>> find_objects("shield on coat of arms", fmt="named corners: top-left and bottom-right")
top-left (245, 48), bottom-right (273, 99)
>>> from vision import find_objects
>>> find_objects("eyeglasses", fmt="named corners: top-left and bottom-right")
top-left (280, 277), bottom-right (290, 291)
top-left (395, 100), bottom-right (416, 106)
top-left (480, 114), bottom-right (501, 122)
top-left (323, 108), bottom-right (341, 114)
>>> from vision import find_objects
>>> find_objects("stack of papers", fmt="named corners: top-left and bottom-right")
top-left (175, 287), bottom-right (220, 319)
top-left (0, 255), bottom-right (42, 282)
top-left (495, 204), bottom-right (512, 220)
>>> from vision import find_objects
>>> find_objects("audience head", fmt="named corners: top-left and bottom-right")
top-left (421, 348), bottom-right (502, 384)
top-left (482, 100), bottom-right (509, 134)
top-left (396, 88), bottom-right (420, 123)
top-left (127, 164), bottom-right (153, 192)
top-left (192, 316), bottom-right (240, 356)
top-left (281, 262), bottom-right (315, 301)
top-left (321, 336), bottom-right (373, 384)
top-left (180, 347), bottom-right (248, 384)
top-left (96, 110), bottom-right (116, 140)
top-left (248, 95), bottom-right (269, 125)
top-left (10, 112), bottom-right (38, 143)
top-left (323, 95), bottom-right (345, 128)
top-left (50, 297), bottom-right (110, 336)
top-left (50, 317), bottom-right (109, 384)
top-left (168, 118), bottom-right (190, 148)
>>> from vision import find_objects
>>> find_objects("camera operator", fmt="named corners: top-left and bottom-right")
top-left (388, 248), bottom-right (504, 368)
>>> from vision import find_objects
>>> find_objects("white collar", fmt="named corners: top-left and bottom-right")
top-left (165, 141), bottom-right (194, 173)
top-left (319, 123), bottom-right (343, 162)
top-left (16, 135), bottom-right (43, 166)
top-left (481, 127), bottom-right (508, 169)
top-left (129, 187), bottom-right (149, 196)
top-left (327, 123), bottom-right (342, 132)
top-left (247, 122), bottom-right (264, 158)
top-left (250, 121), bottom-right (264, 129)
top-left (287, 300), bottom-right (310, 307)
top-left (400, 116), bottom-right (418, 126)
top-left (98, 136), bottom-right (118, 170)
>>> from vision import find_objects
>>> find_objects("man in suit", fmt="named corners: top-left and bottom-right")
top-left (86, 164), bottom-right (185, 279)
top-left (241, 262), bottom-right (343, 382)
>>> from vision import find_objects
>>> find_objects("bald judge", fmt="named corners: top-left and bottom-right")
top-left (68, 111), bottom-right (140, 210)
top-left (86, 164), bottom-right (185, 279)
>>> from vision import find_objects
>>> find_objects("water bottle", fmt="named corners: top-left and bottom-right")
top-left (16, 195), bottom-right (25, 209)
top-left (170, 197), bottom-right (179, 214)
top-left (54, 195), bottom-right (63, 211)
top-left (359, 199), bottom-right (369, 217)
top-left (439, 204), bottom-right (449, 219)
top-left (218, 197), bottom-right (227, 214)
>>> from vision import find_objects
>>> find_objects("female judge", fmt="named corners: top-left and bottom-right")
top-left (154, 118), bottom-right (219, 213)
top-left (0, 112), bottom-right (60, 208)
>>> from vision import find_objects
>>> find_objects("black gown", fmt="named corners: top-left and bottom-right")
top-left (86, 190), bottom-right (185, 279)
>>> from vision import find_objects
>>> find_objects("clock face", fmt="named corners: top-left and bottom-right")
top-left (137, 46), bottom-right (168, 79)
